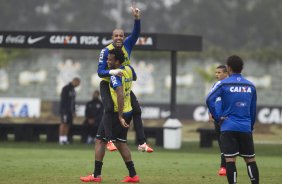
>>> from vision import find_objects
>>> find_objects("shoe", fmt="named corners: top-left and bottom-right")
top-left (122, 175), bottom-right (140, 183)
top-left (106, 140), bottom-right (117, 151)
top-left (80, 174), bottom-right (102, 182)
top-left (218, 167), bottom-right (226, 176)
top-left (138, 143), bottom-right (154, 153)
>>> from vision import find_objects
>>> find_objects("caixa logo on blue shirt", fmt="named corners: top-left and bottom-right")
top-left (111, 76), bottom-right (118, 86)
top-left (230, 86), bottom-right (252, 93)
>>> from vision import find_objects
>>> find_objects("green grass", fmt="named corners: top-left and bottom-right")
top-left (0, 141), bottom-right (282, 184)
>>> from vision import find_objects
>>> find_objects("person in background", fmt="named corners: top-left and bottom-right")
top-left (208, 65), bottom-right (228, 176)
top-left (84, 90), bottom-right (103, 144)
top-left (59, 77), bottom-right (80, 145)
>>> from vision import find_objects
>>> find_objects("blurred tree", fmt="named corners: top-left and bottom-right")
top-left (0, 0), bottom-right (281, 52)
top-left (0, 49), bottom-right (24, 68)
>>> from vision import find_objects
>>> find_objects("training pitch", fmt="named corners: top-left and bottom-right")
top-left (0, 141), bottom-right (282, 184)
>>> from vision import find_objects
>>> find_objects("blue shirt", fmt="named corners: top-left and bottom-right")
top-left (206, 74), bottom-right (257, 132)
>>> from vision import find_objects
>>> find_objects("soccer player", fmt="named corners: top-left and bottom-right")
top-left (59, 77), bottom-right (80, 145)
top-left (206, 55), bottom-right (259, 184)
top-left (97, 4), bottom-right (153, 152)
top-left (80, 48), bottom-right (140, 183)
top-left (208, 65), bottom-right (228, 176)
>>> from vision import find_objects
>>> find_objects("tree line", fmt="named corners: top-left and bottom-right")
top-left (0, 0), bottom-right (281, 60)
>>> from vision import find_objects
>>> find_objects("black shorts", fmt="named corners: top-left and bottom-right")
top-left (96, 113), bottom-right (132, 143)
top-left (220, 131), bottom-right (255, 158)
top-left (60, 113), bottom-right (73, 125)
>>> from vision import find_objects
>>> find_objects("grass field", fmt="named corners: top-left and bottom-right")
top-left (1, 140), bottom-right (282, 184)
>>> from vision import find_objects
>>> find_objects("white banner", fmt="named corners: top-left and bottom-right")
top-left (0, 98), bottom-right (41, 118)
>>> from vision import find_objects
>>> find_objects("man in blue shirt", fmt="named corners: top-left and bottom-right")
top-left (206, 55), bottom-right (259, 184)
top-left (209, 65), bottom-right (228, 176)
top-left (97, 5), bottom-right (153, 153)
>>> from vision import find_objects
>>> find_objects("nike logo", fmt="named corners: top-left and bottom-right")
top-left (27, 36), bottom-right (45, 44)
top-left (102, 38), bottom-right (112, 45)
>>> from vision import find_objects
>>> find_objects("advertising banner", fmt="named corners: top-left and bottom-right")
top-left (0, 98), bottom-right (41, 118)
top-left (52, 101), bottom-right (282, 124)
top-left (0, 31), bottom-right (156, 50)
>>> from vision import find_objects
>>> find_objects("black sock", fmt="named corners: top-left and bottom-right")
top-left (125, 161), bottom-right (137, 177)
top-left (93, 160), bottom-right (103, 177)
top-left (221, 153), bottom-right (226, 168)
top-left (226, 162), bottom-right (237, 184)
top-left (247, 161), bottom-right (259, 184)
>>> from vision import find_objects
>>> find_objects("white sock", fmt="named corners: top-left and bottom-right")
top-left (63, 136), bottom-right (68, 142)
top-left (59, 136), bottom-right (64, 143)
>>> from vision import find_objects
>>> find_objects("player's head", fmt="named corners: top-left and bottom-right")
top-left (71, 77), bottom-right (80, 87)
top-left (215, 65), bottom-right (228, 81)
top-left (92, 90), bottom-right (100, 99)
top-left (107, 48), bottom-right (125, 69)
top-left (112, 28), bottom-right (125, 48)
top-left (226, 55), bottom-right (244, 74)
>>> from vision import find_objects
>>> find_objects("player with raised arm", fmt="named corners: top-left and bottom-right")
top-left (97, 4), bottom-right (153, 153)
top-left (80, 48), bottom-right (140, 183)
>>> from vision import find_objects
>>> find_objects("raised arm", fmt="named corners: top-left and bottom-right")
top-left (123, 6), bottom-right (141, 52)
top-left (131, 4), bottom-right (140, 20)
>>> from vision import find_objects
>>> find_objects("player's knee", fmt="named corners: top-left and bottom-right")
top-left (95, 139), bottom-right (105, 145)
top-left (244, 157), bottom-right (255, 163)
top-left (226, 157), bottom-right (236, 162)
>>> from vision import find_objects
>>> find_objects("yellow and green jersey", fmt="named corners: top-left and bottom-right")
top-left (99, 44), bottom-right (131, 82)
top-left (109, 65), bottom-right (136, 113)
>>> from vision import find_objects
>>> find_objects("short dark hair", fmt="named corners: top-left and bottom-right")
top-left (216, 65), bottom-right (227, 73)
top-left (226, 55), bottom-right (243, 73)
top-left (108, 48), bottom-right (124, 64)
top-left (72, 77), bottom-right (80, 82)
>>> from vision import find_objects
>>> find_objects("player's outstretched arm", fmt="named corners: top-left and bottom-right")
top-left (124, 5), bottom-right (141, 52)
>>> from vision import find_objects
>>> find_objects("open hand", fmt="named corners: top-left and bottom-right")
top-left (131, 3), bottom-right (140, 19)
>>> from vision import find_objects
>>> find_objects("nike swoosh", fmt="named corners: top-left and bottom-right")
top-left (102, 38), bottom-right (112, 45)
top-left (27, 36), bottom-right (45, 44)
